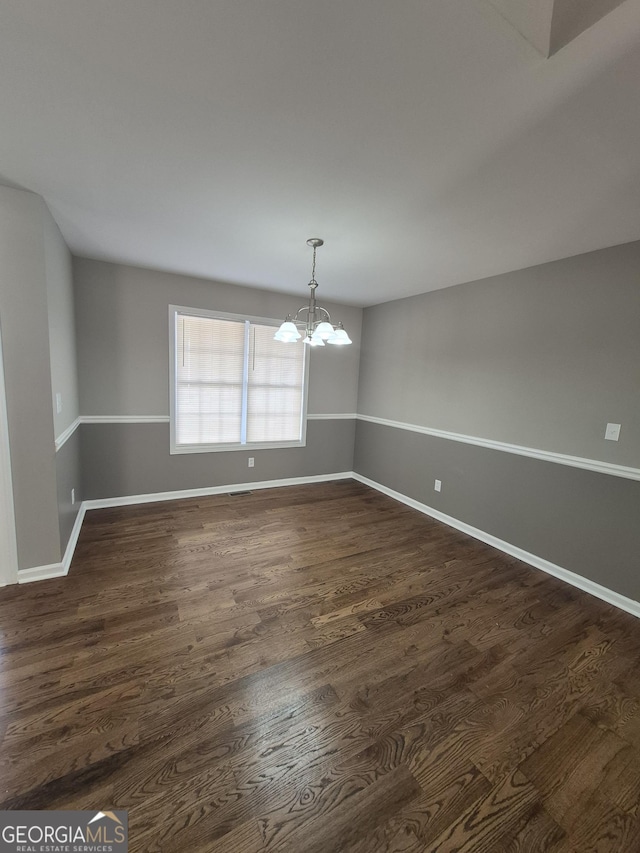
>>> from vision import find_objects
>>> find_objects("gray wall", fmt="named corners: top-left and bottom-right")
top-left (0, 187), bottom-right (61, 569)
top-left (74, 258), bottom-right (361, 417)
top-left (358, 240), bottom-right (640, 467)
top-left (56, 429), bottom-right (82, 548)
top-left (355, 240), bottom-right (640, 601)
top-left (44, 213), bottom-right (80, 441)
top-left (44, 209), bottom-right (82, 552)
top-left (81, 420), bottom-right (355, 500)
top-left (355, 420), bottom-right (639, 600)
top-left (74, 258), bottom-right (361, 498)
top-left (550, 0), bottom-right (628, 55)
top-left (3, 190), bottom-right (637, 608)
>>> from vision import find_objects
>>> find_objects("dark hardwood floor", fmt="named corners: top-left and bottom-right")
top-left (1, 480), bottom-right (639, 851)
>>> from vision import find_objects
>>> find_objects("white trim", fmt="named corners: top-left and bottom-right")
top-left (307, 413), bottom-right (357, 420)
top-left (0, 321), bottom-right (18, 586)
top-left (65, 412), bottom-right (353, 431)
top-left (55, 416), bottom-right (81, 451)
top-left (16, 473), bottom-right (352, 581)
top-left (68, 413), bottom-right (639, 481)
top-left (54, 412), bottom-right (356, 454)
top-left (81, 415), bottom-right (170, 424)
top-left (356, 414), bottom-right (640, 482)
top-left (351, 472), bottom-right (640, 620)
top-left (13, 470), bottom-right (640, 621)
top-left (55, 416), bottom-right (172, 452)
top-left (17, 502), bottom-right (86, 584)
top-left (171, 438), bottom-right (308, 455)
top-left (168, 305), bottom-right (309, 456)
top-left (83, 472), bottom-right (353, 510)
top-left (17, 562), bottom-right (68, 583)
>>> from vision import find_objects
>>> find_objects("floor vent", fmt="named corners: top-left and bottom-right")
top-left (228, 490), bottom-right (253, 496)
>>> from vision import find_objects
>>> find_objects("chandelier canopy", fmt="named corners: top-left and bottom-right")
top-left (274, 238), bottom-right (352, 347)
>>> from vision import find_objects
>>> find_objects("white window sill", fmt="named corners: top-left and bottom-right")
top-left (170, 440), bottom-right (306, 455)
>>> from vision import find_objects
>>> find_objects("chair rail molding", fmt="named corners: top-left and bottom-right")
top-left (356, 414), bottom-right (640, 482)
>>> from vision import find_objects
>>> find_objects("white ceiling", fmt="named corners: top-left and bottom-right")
top-left (1, 0), bottom-right (640, 306)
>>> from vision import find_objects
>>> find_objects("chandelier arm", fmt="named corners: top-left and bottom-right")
top-left (313, 306), bottom-right (332, 324)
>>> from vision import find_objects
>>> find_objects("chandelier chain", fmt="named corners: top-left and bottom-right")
top-left (310, 245), bottom-right (317, 284)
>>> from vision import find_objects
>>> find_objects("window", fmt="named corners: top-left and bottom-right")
top-left (170, 306), bottom-right (308, 453)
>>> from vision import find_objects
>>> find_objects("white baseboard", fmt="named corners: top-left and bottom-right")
top-left (17, 502), bottom-right (87, 584)
top-left (16, 473), bottom-right (353, 582)
top-left (17, 562), bottom-right (68, 583)
top-left (82, 472), bottom-right (354, 510)
top-left (351, 472), bottom-right (640, 620)
top-left (16, 471), bottom-right (640, 622)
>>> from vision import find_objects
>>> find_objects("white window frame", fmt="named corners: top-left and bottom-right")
top-left (169, 305), bottom-right (309, 454)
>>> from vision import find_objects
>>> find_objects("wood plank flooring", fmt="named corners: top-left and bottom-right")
top-left (1, 479), bottom-right (639, 851)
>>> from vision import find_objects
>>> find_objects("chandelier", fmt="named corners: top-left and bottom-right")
top-left (274, 238), bottom-right (352, 347)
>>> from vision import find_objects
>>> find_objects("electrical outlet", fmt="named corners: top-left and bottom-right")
top-left (434, 479), bottom-right (442, 492)
top-left (71, 488), bottom-right (75, 504)
top-left (248, 457), bottom-right (255, 468)
top-left (605, 423), bottom-right (621, 441)
top-left (56, 392), bottom-right (63, 414)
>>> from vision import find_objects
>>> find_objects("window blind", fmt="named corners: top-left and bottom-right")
top-left (247, 323), bottom-right (305, 443)
top-left (175, 311), bottom-right (305, 449)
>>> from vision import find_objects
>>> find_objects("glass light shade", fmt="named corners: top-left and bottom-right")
top-left (326, 325), bottom-right (352, 346)
top-left (274, 321), bottom-right (301, 342)
top-left (314, 321), bottom-right (335, 340)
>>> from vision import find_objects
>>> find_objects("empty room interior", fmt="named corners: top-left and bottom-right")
top-left (1, 1), bottom-right (640, 851)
